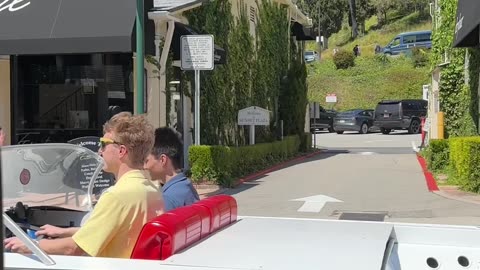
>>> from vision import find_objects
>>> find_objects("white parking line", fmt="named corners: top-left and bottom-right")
top-left (411, 141), bottom-right (420, 152)
top-left (359, 152), bottom-right (375, 155)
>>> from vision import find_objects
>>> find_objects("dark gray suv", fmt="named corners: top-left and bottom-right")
top-left (373, 99), bottom-right (427, 134)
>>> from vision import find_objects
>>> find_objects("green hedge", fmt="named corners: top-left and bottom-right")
top-left (189, 135), bottom-right (304, 187)
top-left (333, 50), bottom-right (355, 69)
top-left (448, 136), bottom-right (480, 193)
top-left (423, 139), bottom-right (450, 172)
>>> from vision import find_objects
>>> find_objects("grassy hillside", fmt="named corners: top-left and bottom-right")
top-left (308, 12), bottom-right (432, 59)
top-left (306, 12), bottom-right (432, 111)
top-left (307, 56), bottom-right (430, 111)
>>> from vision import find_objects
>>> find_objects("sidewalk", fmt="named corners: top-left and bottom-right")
top-left (194, 184), bottom-right (227, 199)
top-left (435, 185), bottom-right (480, 205)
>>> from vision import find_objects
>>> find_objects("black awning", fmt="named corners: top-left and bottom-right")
top-left (453, 0), bottom-right (480, 47)
top-left (0, 0), bottom-right (155, 55)
top-left (171, 22), bottom-right (226, 65)
top-left (291, 22), bottom-right (315, 41)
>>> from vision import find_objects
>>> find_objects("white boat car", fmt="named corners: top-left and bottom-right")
top-left (2, 143), bottom-right (480, 270)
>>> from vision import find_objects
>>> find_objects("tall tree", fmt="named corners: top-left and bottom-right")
top-left (299, 0), bottom-right (347, 49)
top-left (355, 0), bottom-right (376, 34)
top-left (394, 0), bottom-right (430, 16)
top-left (371, 0), bottom-right (395, 25)
top-left (348, 0), bottom-right (358, 39)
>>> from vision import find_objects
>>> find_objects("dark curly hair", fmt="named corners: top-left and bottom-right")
top-left (151, 127), bottom-right (183, 169)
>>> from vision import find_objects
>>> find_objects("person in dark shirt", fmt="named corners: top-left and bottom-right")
top-left (144, 127), bottom-right (200, 211)
top-left (353, 45), bottom-right (359, 57)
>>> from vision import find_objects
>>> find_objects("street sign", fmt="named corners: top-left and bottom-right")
top-left (238, 106), bottom-right (270, 145)
top-left (180, 34), bottom-right (215, 145)
top-left (181, 35), bottom-right (214, 71)
top-left (326, 94), bottom-right (337, 103)
top-left (238, 106), bottom-right (270, 126)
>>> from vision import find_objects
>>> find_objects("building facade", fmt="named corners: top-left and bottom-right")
top-left (0, 0), bottom-right (312, 148)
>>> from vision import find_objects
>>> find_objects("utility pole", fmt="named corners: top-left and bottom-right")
top-left (317, 2), bottom-right (322, 59)
top-left (136, 0), bottom-right (145, 115)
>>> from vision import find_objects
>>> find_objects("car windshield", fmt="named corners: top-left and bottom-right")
top-left (337, 110), bottom-right (361, 116)
top-left (305, 51), bottom-right (314, 56)
top-left (1, 143), bottom-right (109, 212)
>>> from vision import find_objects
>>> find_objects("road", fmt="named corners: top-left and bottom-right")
top-left (225, 130), bottom-right (480, 226)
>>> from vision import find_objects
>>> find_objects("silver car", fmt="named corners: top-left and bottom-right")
top-left (333, 109), bottom-right (374, 134)
top-left (304, 51), bottom-right (319, 63)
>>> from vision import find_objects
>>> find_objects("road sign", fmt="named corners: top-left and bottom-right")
top-left (181, 35), bottom-right (214, 71)
top-left (238, 106), bottom-right (270, 145)
top-left (326, 94), bottom-right (337, 103)
top-left (290, 195), bottom-right (343, 213)
top-left (238, 106), bottom-right (270, 126)
top-left (180, 34), bottom-right (215, 145)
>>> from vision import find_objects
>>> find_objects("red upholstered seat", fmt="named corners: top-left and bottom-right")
top-left (192, 195), bottom-right (238, 233)
top-left (130, 195), bottom-right (237, 260)
top-left (130, 204), bottom-right (210, 260)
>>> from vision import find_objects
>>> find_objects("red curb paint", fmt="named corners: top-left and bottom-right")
top-left (233, 150), bottom-right (323, 187)
top-left (416, 154), bottom-right (439, 192)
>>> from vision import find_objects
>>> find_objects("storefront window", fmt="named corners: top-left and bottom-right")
top-left (12, 53), bottom-right (133, 144)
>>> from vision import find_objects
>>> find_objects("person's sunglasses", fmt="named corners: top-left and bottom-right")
top-left (99, 137), bottom-right (122, 149)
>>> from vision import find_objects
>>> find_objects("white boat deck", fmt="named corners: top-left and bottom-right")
top-left (5, 216), bottom-right (480, 270)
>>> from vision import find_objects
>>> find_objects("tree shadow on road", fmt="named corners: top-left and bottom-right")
top-left (223, 151), bottom-right (347, 196)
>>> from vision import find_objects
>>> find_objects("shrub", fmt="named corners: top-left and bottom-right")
top-left (333, 50), bottom-right (355, 69)
top-left (423, 139), bottom-right (449, 172)
top-left (411, 47), bottom-right (429, 67)
top-left (189, 135), bottom-right (301, 187)
top-left (449, 136), bottom-right (480, 193)
top-left (374, 53), bottom-right (390, 64)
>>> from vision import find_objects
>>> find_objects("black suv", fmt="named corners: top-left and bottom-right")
top-left (373, 99), bottom-right (427, 134)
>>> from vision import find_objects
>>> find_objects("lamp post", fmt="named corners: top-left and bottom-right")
top-left (136, 0), bottom-right (145, 114)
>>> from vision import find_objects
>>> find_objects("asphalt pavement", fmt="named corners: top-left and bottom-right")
top-left (224, 130), bottom-right (480, 226)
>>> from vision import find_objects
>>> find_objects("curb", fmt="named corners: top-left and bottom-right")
top-left (415, 154), bottom-right (480, 205)
top-left (198, 188), bottom-right (229, 199)
top-left (433, 189), bottom-right (480, 206)
top-left (415, 154), bottom-right (439, 191)
top-left (233, 150), bottom-right (323, 187)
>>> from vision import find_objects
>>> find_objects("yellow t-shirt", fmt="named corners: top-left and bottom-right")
top-left (72, 170), bottom-right (164, 258)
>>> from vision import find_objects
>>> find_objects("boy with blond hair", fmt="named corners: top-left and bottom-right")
top-left (5, 112), bottom-right (164, 258)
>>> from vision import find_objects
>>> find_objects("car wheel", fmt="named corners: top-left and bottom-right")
top-left (336, 131), bottom-right (344, 134)
top-left (408, 119), bottom-right (420, 134)
top-left (381, 128), bottom-right (391, 134)
top-left (328, 126), bottom-right (335, 133)
top-left (359, 123), bottom-right (369, 134)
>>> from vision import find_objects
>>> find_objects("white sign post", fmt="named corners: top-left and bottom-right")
top-left (181, 35), bottom-right (214, 145)
top-left (423, 84), bottom-right (429, 101)
top-left (238, 106), bottom-right (270, 145)
top-left (326, 93), bottom-right (337, 103)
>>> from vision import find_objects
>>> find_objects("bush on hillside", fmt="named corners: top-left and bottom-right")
top-left (411, 47), bottom-right (429, 67)
top-left (333, 50), bottom-right (355, 69)
top-left (374, 53), bottom-right (390, 64)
